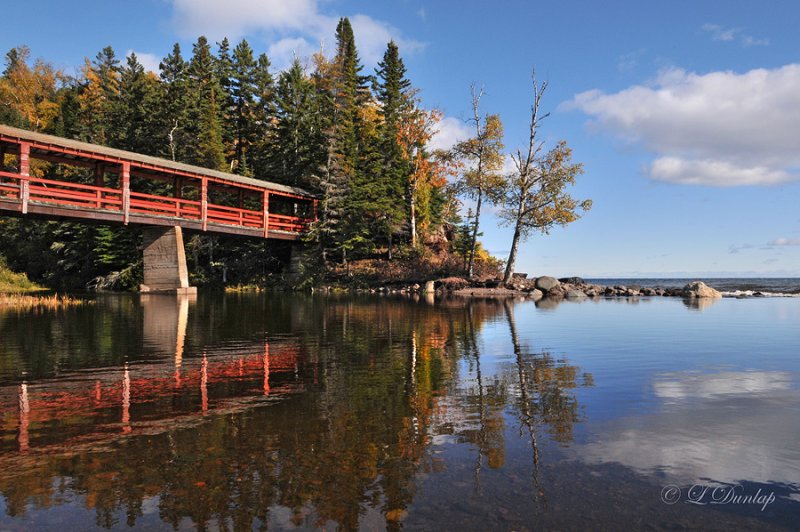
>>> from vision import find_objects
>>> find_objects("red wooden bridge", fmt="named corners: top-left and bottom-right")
top-left (0, 124), bottom-right (317, 240)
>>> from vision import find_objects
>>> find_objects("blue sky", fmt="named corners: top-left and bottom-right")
top-left (3, 0), bottom-right (799, 277)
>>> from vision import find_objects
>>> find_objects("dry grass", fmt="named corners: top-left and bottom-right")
top-left (224, 284), bottom-right (265, 293)
top-left (0, 259), bottom-right (45, 293)
top-left (0, 293), bottom-right (90, 310)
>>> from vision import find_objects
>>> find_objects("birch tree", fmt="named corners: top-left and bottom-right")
top-left (452, 86), bottom-right (505, 277)
top-left (501, 73), bottom-right (591, 284)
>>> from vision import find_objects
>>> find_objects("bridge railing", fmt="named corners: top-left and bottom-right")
top-left (0, 170), bottom-right (311, 234)
top-left (206, 202), bottom-right (264, 228)
top-left (130, 191), bottom-right (201, 220)
top-left (1, 170), bottom-right (123, 210)
top-left (0, 170), bottom-right (20, 199)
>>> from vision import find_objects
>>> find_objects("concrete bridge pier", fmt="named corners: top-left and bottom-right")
top-left (140, 226), bottom-right (197, 295)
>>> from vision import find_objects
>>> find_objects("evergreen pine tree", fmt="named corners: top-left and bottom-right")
top-left (230, 39), bottom-right (258, 176)
top-left (372, 40), bottom-right (414, 253)
top-left (215, 38), bottom-right (236, 164)
top-left (78, 46), bottom-right (120, 144)
top-left (112, 53), bottom-right (159, 153)
top-left (272, 59), bottom-right (318, 188)
top-left (188, 36), bottom-right (226, 170)
top-left (157, 43), bottom-right (193, 161)
top-left (250, 53), bottom-right (276, 179)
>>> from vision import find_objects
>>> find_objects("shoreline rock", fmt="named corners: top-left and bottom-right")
top-left (683, 281), bottom-right (722, 299)
top-left (317, 275), bottom-right (740, 302)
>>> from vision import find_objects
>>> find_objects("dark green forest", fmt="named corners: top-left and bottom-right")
top-left (0, 18), bottom-right (496, 290)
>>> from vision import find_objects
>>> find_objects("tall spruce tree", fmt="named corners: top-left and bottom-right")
top-left (309, 18), bottom-right (372, 264)
top-left (250, 53), bottom-right (276, 180)
top-left (188, 36), bottom-right (226, 170)
top-left (374, 41), bottom-right (413, 254)
top-left (78, 46), bottom-right (120, 144)
top-left (272, 59), bottom-right (318, 188)
top-left (157, 43), bottom-right (193, 161)
top-left (112, 53), bottom-right (159, 153)
top-left (230, 39), bottom-right (258, 176)
top-left (215, 38), bottom-right (236, 166)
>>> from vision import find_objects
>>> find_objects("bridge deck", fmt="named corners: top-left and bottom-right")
top-left (0, 125), bottom-right (317, 239)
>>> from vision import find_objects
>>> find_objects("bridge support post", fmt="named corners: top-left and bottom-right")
top-left (19, 142), bottom-right (30, 214)
top-left (140, 226), bottom-right (197, 295)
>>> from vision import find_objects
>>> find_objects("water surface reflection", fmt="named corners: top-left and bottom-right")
top-left (0, 294), bottom-right (798, 530)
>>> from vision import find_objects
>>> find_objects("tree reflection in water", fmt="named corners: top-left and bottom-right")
top-left (0, 294), bottom-right (593, 529)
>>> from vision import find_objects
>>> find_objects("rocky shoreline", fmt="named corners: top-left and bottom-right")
top-left (316, 276), bottom-right (726, 300)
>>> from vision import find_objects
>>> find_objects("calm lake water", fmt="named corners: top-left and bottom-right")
top-left (1, 293), bottom-right (799, 530)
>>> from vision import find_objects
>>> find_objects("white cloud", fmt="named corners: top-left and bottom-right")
top-left (649, 157), bottom-right (792, 186)
top-left (267, 38), bottom-right (317, 71)
top-left (701, 23), bottom-right (737, 42)
top-left (172, 0), bottom-right (319, 39)
top-left (428, 115), bottom-right (471, 152)
top-left (169, 0), bottom-right (423, 68)
top-left (768, 237), bottom-right (800, 247)
top-left (567, 64), bottom-right (800, 186)
top-left (616, 49), bottom-right (645, 73)
top-left (701, 23), bottom-right (769, 47)
top-left (742, 35), bottom-right (770, 47)
top-left (728, 243), bottom-right (753, 254)
top-left (127, 50), bottom-right (161, 74)
top-left (349, 14), bottom-right (424, 64)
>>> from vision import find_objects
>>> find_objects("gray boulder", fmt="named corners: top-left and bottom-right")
top-left (535, 276), bottom-right (561, 292)
top-left (683, 281), bottom-right (722, 298)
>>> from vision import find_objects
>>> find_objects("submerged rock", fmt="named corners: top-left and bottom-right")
top-left (683, 281), bottom-right (722, 298)
top-left (566, 289), bottom-right (588, 299)
top-left (535, 276), bottom-right (560, 292)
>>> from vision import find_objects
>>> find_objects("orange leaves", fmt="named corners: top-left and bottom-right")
top-left (0, 47), bottom-right (63, 132)
top-left (396, 107), bottom-right (452, 191)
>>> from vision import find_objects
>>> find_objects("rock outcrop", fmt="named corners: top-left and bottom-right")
top-left (683, 281), bottom-right (722, 298)
top-left (535, 276), bottom-right (560, 292)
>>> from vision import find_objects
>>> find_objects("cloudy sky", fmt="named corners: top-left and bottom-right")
top-left (3, 0), bottom-right (799, 277)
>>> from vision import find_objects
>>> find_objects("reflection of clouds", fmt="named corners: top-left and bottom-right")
top-left (654, 371), bottom-right (793, 400)
top-left (575, 370), bottom-right (800, 486)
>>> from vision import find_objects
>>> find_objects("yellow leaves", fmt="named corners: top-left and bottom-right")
top-left (452, 113), bottom-right (505, 197)
top-left (356, 101), bottom-right (382, 138)
top-left (0, 47), bottom-right (63, 131)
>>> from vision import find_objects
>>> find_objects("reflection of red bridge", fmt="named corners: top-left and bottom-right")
top-left (0, 340), bottom-right (302, 454)
top-left (0, 125), bottom-right (316, 240)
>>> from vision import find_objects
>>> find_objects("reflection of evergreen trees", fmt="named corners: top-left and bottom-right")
top-left (0, 296), bottom-right (593, 529)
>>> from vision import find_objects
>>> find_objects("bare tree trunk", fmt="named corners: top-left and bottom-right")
top-left (503, 197), bottom-right (526, 284)
top-left (467, 190), bottom-right (483, 277)
top-left (410, 194), bottom-right (417, 247)
top-left (503, 222), bottom-right (522, 284)
top-left (503, 300), bottom-right (543, 499)
top-left (168, 119), bottom-right (178, 161)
